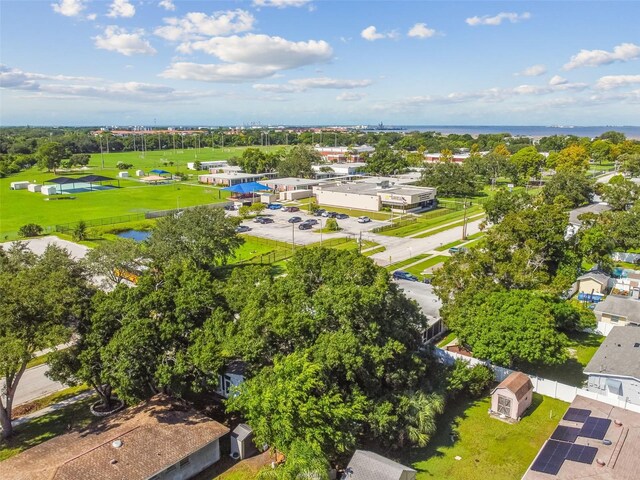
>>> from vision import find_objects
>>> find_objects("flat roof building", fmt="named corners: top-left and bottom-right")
top-left (199, 171), bottom-right (277, 186)
top-left (312, 162), bottom-right (367, 177)
top-left (262, 177), bottom-right (323, 192)
top-left (314, 145), bottom-right (375, 163)
top-left (314, 180), bottom-right (436, 212)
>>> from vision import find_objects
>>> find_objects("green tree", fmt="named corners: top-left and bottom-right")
top-left (553, 145), bottom-right (590, 173)
top-left (257, 441), bottom-right (329, 480)
top-left (250, 202), bottom-right (266, 216)
top-left (325, 217), bottom-right (340, 231)
top-left (597, 131), bottom-right (626, 144)
top-left (542, 170), bottom-right (594, 208)
top-left (36, 141), bottom-right (66, 173)
top-left (483, 188), bottom-right (531, 224)
top-left (72, 220), bottom-right (87, 241)
top-left (446, 361), bottom-right (494, 399)
top-left (147, 206), bottom-right (243, 269)
top-left (364, 141), bottom-right (407, 175)
top-left (589, 140), bottom-right (617, 165)
top-left (278, 145), bottom-right (320, 178)
top-left (447, 290), bottom-right (573, 368)
top-left (619, 153), bottom-right (640, 177)
top-left (69, 153), bottom-right (90, 166)
top-left (599, 175), bottom-right (640, 211)
top-left (83, 237), bottom-right (145, 288)
top-left (508, 146), bottom-right (545, 185)
top-left (420, 162), bottom-right (480, 197)
top-left (18, 223), bottom-right (43, 237)
top-left (0, 244), bottom-right (92, 438)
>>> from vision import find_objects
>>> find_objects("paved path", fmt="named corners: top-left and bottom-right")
top-left (11, 391), bottom-right (95, 428)
top-left (0, 236), bottom-right (89, 259)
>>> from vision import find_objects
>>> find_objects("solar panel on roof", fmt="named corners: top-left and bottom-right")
top-left (550, 426), bottom-right (581, 443)
top-left (563, 408), bottom-right (591, 423)
top-left (566, 444), bottom-right (598, 465)
top-left (579, 417), bottom-right (611, 440)
top-left (531, 440), bottom-right (571, 475)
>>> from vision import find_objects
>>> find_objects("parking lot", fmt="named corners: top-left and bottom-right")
top-left (229, 207), bottom-right (387, 246)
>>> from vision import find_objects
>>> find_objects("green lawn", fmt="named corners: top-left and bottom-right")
top-left (524, 332), bottom-right (605, 387)
top-left (379, 205), bottom-right (484, 238)
top-left (405, 255), bottom-right (449, 280)
top-left (409, 394), bottom-right (569, 480)
top-left (0, 395), bottom-right (97, 462)
top-left (386, 254), bottom-right (431, 271)
top-left (12, 385), bottom-right (91, 419)
top-left (436, 331), bottom-right (457, 348)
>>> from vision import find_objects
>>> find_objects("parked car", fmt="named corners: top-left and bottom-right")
top-left (298, 222), bottom-right (313, 230)
top-left (313, 209), bottom-right (326, 216)
top-left (224, 204), bottom-right (236, 211)
top-left (254, 217), bottom-right (274, 224)
top-left (304, 219), bottom-right (319, 226)
top-left (267, 203), bottom-right (283, 210)
top-left (283, 206), bottom-right (300, 212)
top-left (448, 246), bottom-right (468, 254)
top-left (336, 213), bottom-right (349, 219)
top-left (235, 225), bottom-right (251, 233)
top-left (392, 270), bottom-right (418, 281)
top-left (322, 211), bottom-right (338, 218)
top-left (357, 216), bottom-right (371, 223)
top-left (288, 216), bottom-right (302, 223)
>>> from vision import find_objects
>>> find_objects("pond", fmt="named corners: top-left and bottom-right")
top-left (117, 230), bottom-right (151, 242)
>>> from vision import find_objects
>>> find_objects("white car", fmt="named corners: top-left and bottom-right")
top-left (357, 216), bottom-right (371, 223)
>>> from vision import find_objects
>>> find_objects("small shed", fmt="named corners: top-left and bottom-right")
top-left (118, 171), bottom-right (129, 178)
top-left (343, 450), bottom-right (416, 480)
top-left (27, 183), bottom-right (42, 193)
top-left (490, 372), bottom-right (533, 421)
top-left (41, 185), bottom-right (58, 196)
top-left (135, 169), bottom-right (145, 177)
top-left (10, 181), bottom-right (30, 190)
top-left (230, 424), bottom-right (257, 460)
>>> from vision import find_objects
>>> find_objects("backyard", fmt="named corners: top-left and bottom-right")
top-left (409, 394), bottom-right (569, 480)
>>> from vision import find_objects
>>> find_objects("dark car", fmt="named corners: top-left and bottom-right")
top-left (254, 217), bottom-right (274, 224)
top-left (283, 206), bottom-right (300, 212)
top-left (267, 203), bottom-right (283, 210)
top-left (298, 222), bottom-right (313, 230)
top-left (304, 219), bottom-right (319, 226)
top-left (224, 204), bottom-right (236, 211)
top-left (312, 209), bottom-right (326, 216)
top-left (288, 216), bottom-right (302, 223)
top-left (336, 213), bottom-right (349, 219)
top-left (322, 211), bottom-right (338, 218)
top-left (235, 225), bottom-right (251, 233)
top-left (392, 270), bottom-right (418, 281)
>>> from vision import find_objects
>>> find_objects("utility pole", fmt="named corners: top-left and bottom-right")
top-left (99, 136), bottom-right (104, 169)
top-left (462, 197), bottom-right (468, 240)
top-left (359, 231), bottom-right (362, 254)
top-left (291, 222), bottom-right (295, 255)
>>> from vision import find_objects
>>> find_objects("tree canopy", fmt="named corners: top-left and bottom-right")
top-left (420, 161), bottom-right (480, 197)
top-left (277, 145), bottom-right (319, 178)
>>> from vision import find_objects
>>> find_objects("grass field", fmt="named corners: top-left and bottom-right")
top-left (405, 255), bottom-right (449, 279)
top-left (0, 146), bottom-right (283, 239)
top-left (379, 205), bottom-right (484, 238)
top-left (409, 394), bottom-right (569, 480)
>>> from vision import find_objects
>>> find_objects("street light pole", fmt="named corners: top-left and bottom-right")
top-left (292, 222), bottom-right (295, 255)
top-left (462, 197), bottom-right (468, 240)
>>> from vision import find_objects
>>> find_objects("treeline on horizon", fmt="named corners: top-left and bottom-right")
top-left (0, 126), bottom-right (637, 177)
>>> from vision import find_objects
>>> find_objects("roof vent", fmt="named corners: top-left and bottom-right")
top-left (634, 343), bottom-right (640, 348)
top-left (112, 440), bottom-right (123, 448)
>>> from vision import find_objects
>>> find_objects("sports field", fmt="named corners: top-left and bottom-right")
top-left (0, 146), bottom-right (280, 239)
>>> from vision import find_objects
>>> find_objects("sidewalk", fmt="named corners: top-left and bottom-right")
top-left (11, 390), bottom-right (95, 428)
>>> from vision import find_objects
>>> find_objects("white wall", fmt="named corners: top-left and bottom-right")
top-left (315, 190), bottom-right (380, 211)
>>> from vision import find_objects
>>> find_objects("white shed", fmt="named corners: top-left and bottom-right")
top-left (10, 181), bottom-right (30, 190)
top-left (230, 424), bottom-right (258, 460)
top-left (118, 171), bottom-right (129, 178)
top-left (135, 170), bottom-right (145, 177)
top-left (41, 185), bottom-right (58, 195)
top-left (27, 183), bottom-right (42, 193)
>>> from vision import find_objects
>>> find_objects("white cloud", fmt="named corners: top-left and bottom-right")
top-left (516, 64), bottom-right (547, 76)
top-left (107, 0), bottom-right (135, 18)
top-left (161, 62), bottom-right (280, 83)
top-left (549, 75), bottom-right (568, 86)
top-left (563, 42), bottom-right (640, 70)
top-left (596, 75), bottom-right (640, 90)
top-left (466, 12), bottom-right (531, 26)
top-left (361, 26), bottom-right (396, 41)
top-left (154, 10), bottom-right (255, 42)
top-left (94, 26), bottom-right (157, 56)
top-left (183, 34), bottom-right (332, 69)
top-left (253, 0), bottom-right (312, 7)
top-left (336, 92), bottom-right (365, 101)
top-left (159, 0), bottom-right (175, 11)
top-left (86, 13), bottom-right (97, 20)
top-left (408, 23), bottom-right (437, 39)
top-left (253, 77), bottom-right (372, 93)
top-left (51, 0), bottom-right (86, 17)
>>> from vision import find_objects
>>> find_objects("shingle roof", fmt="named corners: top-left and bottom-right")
top-left (3, 395), bottom-right (229, 480)
top-left (594, 296), bottom-right (640, 323)
top-left (493, 372), bottom-right (533, 400)
top-left (577, 272), bottom-right (611, 286)
top-left (584, 326), bottom-right (640, 380)
top-left (345, 450), bottom-right (416, 480)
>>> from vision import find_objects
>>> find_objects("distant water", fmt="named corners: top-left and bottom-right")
top-left (117, 229), bottom-right (151, 242)
top-left (374, 125), bottom-right (640, 139)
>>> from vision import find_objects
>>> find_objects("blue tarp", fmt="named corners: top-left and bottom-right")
top-left (221, 182), bottom-right (271, 194)
top-left (150, 169), bottom-right (170, 175)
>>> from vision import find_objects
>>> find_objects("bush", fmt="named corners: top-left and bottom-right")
top-left (238, 206), bottom-right (251, 219)
top-left (116, 161), bottom-right (133, 169)
top-left (325, 218), bottom-right (340, 231)
top-left (18, 223), bottom-right (43, 237)
top-left (250, 203), bottom-right (266, 215)
top-left (446, 360), bottom-right (494, 399)
top-left (72, 221), bottom-right (88, 241)
top-left (193, 161), bottom-right (202, 171)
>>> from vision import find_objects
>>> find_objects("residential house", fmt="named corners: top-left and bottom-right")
top-left (584, 326), bottom-right (640, 405)
top-left (594, 294), bottom-right (640, 334)
top-left (577, 272), bottom-right (612, 296)
top-left (2, 395), bottom-right (229, 480)
top-left (342, 450), bottom-right (416, 480)
top-left (216, 360), bottom-right (246, 398)
top-left (490, 371), bottom-right (534, 421)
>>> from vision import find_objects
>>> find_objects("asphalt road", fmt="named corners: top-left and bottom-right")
top-left (0, 235), bottom-right (90, 259)
top-left (393, 279), bottom-right (442, 322)
top-left (1, 364), bottom-right (65, 407)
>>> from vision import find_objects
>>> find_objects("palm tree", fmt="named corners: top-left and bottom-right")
top-left (401, 391), bottom-right (445, 448)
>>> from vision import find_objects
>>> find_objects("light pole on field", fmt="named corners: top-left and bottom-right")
top-left (291, 222), bottom-right (295, 255)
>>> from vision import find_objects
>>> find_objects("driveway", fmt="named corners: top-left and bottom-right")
top-left (0, 235), bottom-right (90, 259)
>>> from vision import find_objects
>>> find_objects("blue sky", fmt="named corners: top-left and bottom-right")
top-left (1, 0), bottom-right (639, 126)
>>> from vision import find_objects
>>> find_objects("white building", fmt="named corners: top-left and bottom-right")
top-left (263, 177), bottom-right (323, 192)
top-left (198, 171), bottom-right (277, 186)
top-left (186, 160), bottom-right (229, 171)
top-left (312, 162), bottom-right (367, 176)
top-left (314, 145), bottom-right (375, 163)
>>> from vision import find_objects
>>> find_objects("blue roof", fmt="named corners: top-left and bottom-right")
top-left (150, 169), bottom-right (170, 175)
top-left (221, 182), bottom-right (271, 194)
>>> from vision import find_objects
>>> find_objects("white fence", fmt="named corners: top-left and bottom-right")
top-left (434, 347), bottom-right (640, 414)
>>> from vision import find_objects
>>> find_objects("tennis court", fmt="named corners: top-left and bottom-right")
top-left (46, 175), bottom-right (120, 194)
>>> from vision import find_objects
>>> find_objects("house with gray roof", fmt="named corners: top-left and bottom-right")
top-left (594, 294), bottom-right (640, 331)
top-left (342, 450), bottom-right (416, 480)
top-left (584, 326), bottom-right (640, 405)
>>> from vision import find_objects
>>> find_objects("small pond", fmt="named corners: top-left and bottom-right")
top-left (117, 230), bottom-right (151, 242)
